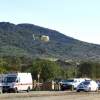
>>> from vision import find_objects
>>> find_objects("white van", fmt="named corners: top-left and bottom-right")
top-left (61, 78), bottom-right (90, 91)
top-left (2, 72), bottom-right (33, 93)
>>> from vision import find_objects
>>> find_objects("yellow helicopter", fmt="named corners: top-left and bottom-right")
top-left (32, 34), bottom-right (49, 42)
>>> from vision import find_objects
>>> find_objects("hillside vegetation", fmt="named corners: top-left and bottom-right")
top-left (0, 22), bottom-right (100, 61)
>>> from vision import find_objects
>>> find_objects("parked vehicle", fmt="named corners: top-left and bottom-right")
top-left (2, 71), bottom-right (33, 93)
top-left (76, 80), bottom-right (98, 92)
top-left (61, 78), bottom-right (90, 91)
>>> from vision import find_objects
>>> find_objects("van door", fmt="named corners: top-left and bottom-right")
top-left (15, 77), bottom-right (21, 91)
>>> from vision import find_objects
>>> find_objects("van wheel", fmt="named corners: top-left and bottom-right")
top-left (13, 87), bottom-right (18, 93)
top-left (27, 87), bottom-right (30, 92)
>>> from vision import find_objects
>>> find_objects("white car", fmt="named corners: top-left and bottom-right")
top-left (76, 80), bottom-right (98, 92)
top-left (61, 78), bottom-right (88, 91)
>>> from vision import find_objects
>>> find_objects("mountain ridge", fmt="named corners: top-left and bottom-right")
top-left (0, 22), bottom-right (100, 61)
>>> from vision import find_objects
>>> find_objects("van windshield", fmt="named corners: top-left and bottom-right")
top-left (3, 77), bottom-right (17, 83)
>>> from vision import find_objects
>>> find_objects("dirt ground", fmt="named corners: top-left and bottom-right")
top-left (0, 91), bottom-right (100, 100)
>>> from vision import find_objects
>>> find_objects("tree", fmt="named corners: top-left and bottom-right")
top-left (27, 59), bottom-right (59, 81)
top-left (77, 61), bottom-right (100, 79)
top-left (77, 61), bottom-right (92, 78)
top-left (12, 57), bottom-right (22, 72)
top-left (0, 57), bottom-right (7, 73)
top-left (93, 61), bottom-right (100, 78)
top-left (3, 56), bottom-right (22, 72)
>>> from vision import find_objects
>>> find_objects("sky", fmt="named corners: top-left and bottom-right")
top-left (0, 0), bottom-right (100, 44)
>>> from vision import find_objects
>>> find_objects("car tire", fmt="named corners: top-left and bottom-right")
top-left (77, 90), bottom-right (80, 92)
top-left (61, 88), bottom-right (64, 91)
top-left (71, 85), bottom-right (74, 91)
top-left (95, 87), bottom-right (98, 92)
top-left (3, 90), bottom-right (5, 93)
top-left (88, 87), bottom-right (91, 92)
top-left (8, 90), bottom-right (11, 93)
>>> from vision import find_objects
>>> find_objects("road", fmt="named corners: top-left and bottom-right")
top-left (0, 91), bottom-right (100, 100)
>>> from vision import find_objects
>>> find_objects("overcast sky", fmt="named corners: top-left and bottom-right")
top-left (1, 0), bottom-right (100, 44)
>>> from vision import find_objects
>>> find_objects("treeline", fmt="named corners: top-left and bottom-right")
top-left (0, 56), bottom-right (77, 81)
top-left (0, 56), bottom-right (100, 81)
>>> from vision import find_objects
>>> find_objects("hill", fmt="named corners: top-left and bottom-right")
top-left (0, 22), bottom-right (100, 61)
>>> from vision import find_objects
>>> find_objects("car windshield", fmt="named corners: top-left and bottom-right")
top-left (79, 81), bottom-right (84, 85)
top-left (4, 77), bottom-right (17, 83)
top-left (83, 81), bottom-right (90, 85)
top-left (65, 79), bottom-right (74, 82)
